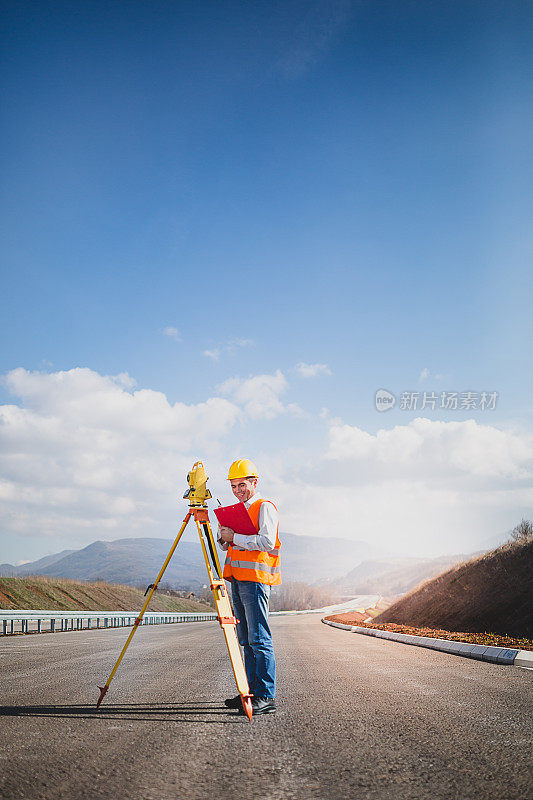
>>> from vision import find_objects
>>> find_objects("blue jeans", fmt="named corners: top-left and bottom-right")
top-left (230, 579), bottom-right (276, 699)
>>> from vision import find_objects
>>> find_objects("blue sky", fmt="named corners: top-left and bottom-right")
top-left (1, 1), bottom-right (532, 564)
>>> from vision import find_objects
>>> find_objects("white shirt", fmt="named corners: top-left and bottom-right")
top-left (217, 492), bottom-right (279, 553)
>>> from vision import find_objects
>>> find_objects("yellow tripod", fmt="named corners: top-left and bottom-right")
top-left (95, 461), bottom-right (253, 721)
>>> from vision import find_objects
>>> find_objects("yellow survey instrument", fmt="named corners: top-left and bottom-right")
top-left (184, 461), bottom-right (212, 506)
top-left (95, 461), bottom-right (253, 721)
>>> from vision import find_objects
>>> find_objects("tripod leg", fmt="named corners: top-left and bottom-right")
top-left (193, 510), bottom-right (253, 721)
top-left (96, 511), bottom-right (192, 708)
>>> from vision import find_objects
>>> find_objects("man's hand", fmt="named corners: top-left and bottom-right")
top-left (219, 526), bottom-right (235, 544)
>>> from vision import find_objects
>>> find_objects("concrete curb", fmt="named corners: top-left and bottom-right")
top-left (321, 618), bottom-right (533, 670)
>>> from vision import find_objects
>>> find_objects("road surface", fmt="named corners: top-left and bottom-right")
top-left (1, 615), bottom-right (531, 799)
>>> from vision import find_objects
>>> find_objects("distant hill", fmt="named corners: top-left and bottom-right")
top-left (281, 532), bottom-right (384, 582)
top-left (335, 553), bottom-right (478, 597)
top-left (0, 549), bottom-right (76, 576)
top-left (0, 539), bottom-right (208, 588)
top-left (0, 532), bottom-right (385, 587)
top-left (374, 537), bottom-right (533, 638)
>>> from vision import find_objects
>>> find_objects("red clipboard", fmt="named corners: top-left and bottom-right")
top-left (213, 502), bottom-right (257, 536)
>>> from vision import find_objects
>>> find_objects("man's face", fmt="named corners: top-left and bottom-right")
top-left (230, 477), bottom-right (258, 503)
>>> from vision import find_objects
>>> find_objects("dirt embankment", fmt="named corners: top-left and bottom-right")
top-left (326, 537), bottom-right (533, 650)
top-left (0, 575), bottom-right (212, 613)
top-left (373, 537), bottom-right (532, 639)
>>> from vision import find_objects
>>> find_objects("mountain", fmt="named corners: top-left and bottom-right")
top-left (3, 538), bottom-right (209, 588)
top-left (334, 553), bottom-right (480, 597)
top-left (280, 532), bottom-right (384, 582)
top-left (0, 549), bottom-right (76, 576)
top-left (0, 532), bottom-right (385, 587)
top-left (374, 537), bottom-right (533, 638)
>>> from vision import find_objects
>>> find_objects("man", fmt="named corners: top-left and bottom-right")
top-left (218, 458), bottom-right (281, 716)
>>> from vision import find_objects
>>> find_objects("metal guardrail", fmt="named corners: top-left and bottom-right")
top-left (0, 596), bottom-right (376, 637)
top-left (0, 610), bottom-right (217, 636)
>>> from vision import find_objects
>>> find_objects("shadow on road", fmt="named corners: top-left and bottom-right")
top-left (0, 701), bottom-right (243, 724)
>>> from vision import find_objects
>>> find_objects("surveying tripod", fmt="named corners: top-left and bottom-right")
top-left (96, 462), bottom-right (253, 720)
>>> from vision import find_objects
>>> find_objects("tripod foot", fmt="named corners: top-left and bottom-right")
top-left (96, 685), bottom-right (109, 709)
top-left (241, 694), bottom-right (253, 721)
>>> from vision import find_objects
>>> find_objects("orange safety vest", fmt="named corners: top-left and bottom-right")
top-left (222, 498), bottom-right (281, 586)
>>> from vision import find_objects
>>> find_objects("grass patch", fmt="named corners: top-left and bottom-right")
top-left (325, 614), bottom-right (533, 652)
top-left (0, 575), bottom-right (212, 613)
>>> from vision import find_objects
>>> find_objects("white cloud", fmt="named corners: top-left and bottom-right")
top-left (230, 338), bottom-right (253, 350)
top-left (253, 416), bottom-right (533, 559)
top-left (293, 416), bottom-right (533, 554)
top-left (2, 367), bottom-right (531, 562)
top-left (326, 417), bottom-right (533, 480)
top-left (418, 368), bottom-right (445, 383)
top-left (217, 370), bottom-right (296, 419)
top-left (0, 368), bottom-right (241, 544)
top-left (203, 338), bottom-right (253, 360)
top-left (295, 362), bottom-right (331, 378)
top-left (163, 326), bottom-right (181, 341)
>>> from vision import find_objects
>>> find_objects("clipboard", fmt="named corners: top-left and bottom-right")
top-left (213, 502), bottom-right (257, 536)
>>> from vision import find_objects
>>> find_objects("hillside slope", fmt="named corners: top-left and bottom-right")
top-left (335, 553), bottom-right (475, 597)
top-left (0, 576), bottom-right (212, 612)
top-left (374, 538), bottom-right (533, 638)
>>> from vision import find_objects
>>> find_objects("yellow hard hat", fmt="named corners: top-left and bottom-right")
top-left (227, 458), bottom-right (259, 480)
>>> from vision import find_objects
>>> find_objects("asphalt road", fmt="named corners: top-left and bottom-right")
top-left (1, 615), bottom-right (532, 800)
